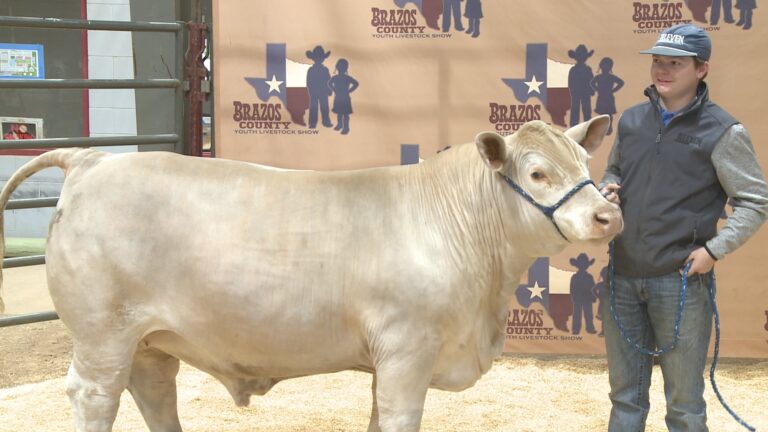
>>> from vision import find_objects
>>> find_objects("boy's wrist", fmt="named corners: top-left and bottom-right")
top-left (703, 244), bottom-right (718, 261)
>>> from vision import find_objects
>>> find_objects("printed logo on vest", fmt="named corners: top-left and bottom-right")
top-left (496, 43), bottom-right (624, 136)
top-left (238, 44), bottom-right (360, 136)
top-left (675, 132), bottom-right (703, 147)
top-left (371, 0), bottom-right (485, 39)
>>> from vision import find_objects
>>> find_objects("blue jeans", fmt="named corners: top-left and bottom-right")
top-left (601, 271), bottom-right (713, 432)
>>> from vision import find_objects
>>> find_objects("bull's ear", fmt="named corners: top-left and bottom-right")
top-left (475, 131), bottom-right (507, 171)
top-left (563, 114), bottom-right (611, 154)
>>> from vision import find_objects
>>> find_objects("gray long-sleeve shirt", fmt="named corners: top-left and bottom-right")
top-left (602, 123), bottom-right (768, 260)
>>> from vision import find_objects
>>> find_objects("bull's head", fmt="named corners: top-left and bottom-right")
top-left (475, 115), bottom-right (623, 249)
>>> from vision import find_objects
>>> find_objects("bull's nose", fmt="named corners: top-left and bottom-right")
top-left (594, 211), bottom-right (611, 226)
top-left (592, 209), bottom-right (623, 236)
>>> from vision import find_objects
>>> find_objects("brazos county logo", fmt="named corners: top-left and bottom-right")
top-left (506, 309), bottom-right (554, 339)
top-left (511, 256), bottom-right (608, 340)
top-left (239, 44), bottom-right (360, 136)
top-left (495, 43), bottom-right (624, 136)
top-left (632, 1), bottom-right (755, 33)
top-left (632, 1), bottom-right (689, 33)
top-left (371, 0), bottom-right (484, 39)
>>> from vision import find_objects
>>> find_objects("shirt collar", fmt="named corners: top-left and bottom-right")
top-left (646, 81), bottom-right (709, 125)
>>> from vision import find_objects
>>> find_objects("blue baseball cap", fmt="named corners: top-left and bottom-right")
top-left (640, 24), bottom-right (711, 61)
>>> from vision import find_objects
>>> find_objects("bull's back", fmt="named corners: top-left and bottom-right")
top-left (45, 152), bottom-right (425, 370)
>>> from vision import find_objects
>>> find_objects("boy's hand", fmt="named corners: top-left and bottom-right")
top-left (600, 183), bottom-right (622, 205)
top-left (682, 247), bottom-right (716, 276)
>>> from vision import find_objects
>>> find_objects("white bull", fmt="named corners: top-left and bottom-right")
top-left (0, 116), bottom-right (622, 432)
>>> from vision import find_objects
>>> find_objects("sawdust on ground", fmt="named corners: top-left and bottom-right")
top-left (1, 320), bottom-right (766, 431)
top-left (1, 265), bottom-right (766, 431)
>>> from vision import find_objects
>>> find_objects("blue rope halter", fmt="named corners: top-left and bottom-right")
top-left (607, 241), bottom-right (755, 431)
top-left (498, 173), bottom-right (596, 241)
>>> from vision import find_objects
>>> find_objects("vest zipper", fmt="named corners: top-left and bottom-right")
top-left (640, 118), bottom-right (664, 273)
top-left (655, 129), bottom-right (662, 154)
top-left (692, 219), bottom-right (699, 246)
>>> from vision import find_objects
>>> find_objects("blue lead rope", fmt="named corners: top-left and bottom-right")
top-left (608, 241), bottom-right (689, 355)
top-left (707, 278), bottom-right (756, 432)
top-left (607, 240), bottom-right (755, 431)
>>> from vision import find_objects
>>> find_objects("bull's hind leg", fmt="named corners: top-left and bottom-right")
top-left (127, 347), bottom-right (182, 432)
top-left (65, 337), bottom-right (137, 432)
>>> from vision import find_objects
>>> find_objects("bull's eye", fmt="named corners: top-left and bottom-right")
top-left (531, 171), bottom-right (545, 181)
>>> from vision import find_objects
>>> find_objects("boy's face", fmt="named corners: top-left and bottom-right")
top-left (650, 55), bottom-right (708, 102)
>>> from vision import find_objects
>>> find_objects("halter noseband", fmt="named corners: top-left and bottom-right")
top-left (498, 173), bottom-right (596, 241)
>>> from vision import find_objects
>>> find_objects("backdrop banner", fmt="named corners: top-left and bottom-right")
top-left (213, 0), bottom-right (768, 358)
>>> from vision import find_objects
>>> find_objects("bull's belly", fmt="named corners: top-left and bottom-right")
top-left (141, 327), bottom-right (372, 406)
top-left (143, 327), bottom-right (497, 398)
top-left (142, 326), bottom-right (371, 380)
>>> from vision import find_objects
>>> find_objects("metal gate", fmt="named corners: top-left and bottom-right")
top-left (0, 15), bottom-right (209, 327)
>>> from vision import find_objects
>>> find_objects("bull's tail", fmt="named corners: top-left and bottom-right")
top-left (0, 148), bottom-right (91, 313)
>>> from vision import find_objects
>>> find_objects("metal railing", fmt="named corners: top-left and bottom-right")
top-left (0, 15), bottom-right (187, 328)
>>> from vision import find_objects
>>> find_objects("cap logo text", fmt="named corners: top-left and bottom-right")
top-left (658, 34), bottom-right (685, 45)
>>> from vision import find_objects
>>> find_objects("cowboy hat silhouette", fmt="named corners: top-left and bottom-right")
top-left (306, 45), bottom-right (331, 62)
top-left (570, 253), bottom-right (595, 269)
top-left (568, 44), bottom-right (594, 61)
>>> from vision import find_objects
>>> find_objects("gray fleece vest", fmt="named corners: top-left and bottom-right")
top-left (614, 84), bottom-right (737, 277)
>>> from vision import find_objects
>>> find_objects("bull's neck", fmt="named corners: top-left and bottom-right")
top-left (409, 145), bottom-right (516, 272)
top-left (408, 144), bottom-right (566, 286)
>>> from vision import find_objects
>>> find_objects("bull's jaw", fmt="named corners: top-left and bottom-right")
top-left (564, 215), bottom-right (623, 244)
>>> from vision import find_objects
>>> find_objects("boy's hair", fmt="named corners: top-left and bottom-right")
top-left (694, 57), bottom-right (708, 80)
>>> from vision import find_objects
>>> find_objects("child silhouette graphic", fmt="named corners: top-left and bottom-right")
top-left (736, 0), bottom-right (756, 29)
top-left (306, 45), bottom-right (334, 129)
top-left (590, 57), bottom-right (624, 135)
top-left (568, 44), bottom-right (596, 127)
top-left (328, 58), bottom-right (359, 135)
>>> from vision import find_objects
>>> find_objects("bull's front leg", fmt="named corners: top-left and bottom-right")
top-left (367, 374), bottom-right (380, 432)
top-left (367, 325), bottom-right (438, 432)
